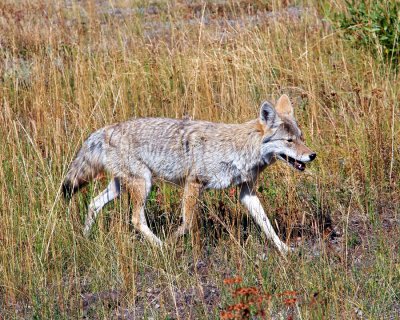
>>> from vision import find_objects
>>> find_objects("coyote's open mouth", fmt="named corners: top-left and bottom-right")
top-left (277, 154), bottom-right (306, 171)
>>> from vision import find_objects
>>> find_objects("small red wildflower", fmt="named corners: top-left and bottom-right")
top-left (278, 290), bottom-right (298, 297)
top-left (223, 277), bottom-right (242, 285)
top-left (220, 311), bottom-right (235, 319)
top-left (233, 287), bottom-right (259, 296)
top-left (283, 298), bottom-right (297, 306)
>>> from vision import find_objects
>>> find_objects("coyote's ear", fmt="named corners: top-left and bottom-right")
top-left (259, 101), bottom-right (277, 127)
top-left (275, 94), bottom-right (294, 117)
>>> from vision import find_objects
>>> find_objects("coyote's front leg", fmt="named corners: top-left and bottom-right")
top-left (239, 183), bottom-right (289, 254)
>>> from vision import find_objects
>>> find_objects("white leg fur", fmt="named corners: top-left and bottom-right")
top-left (136, 206), bottom-right (163, 247)
top-left (84, 177), bottom-right (121, 236)
top-left (240, 184), bottom-right (289, 254)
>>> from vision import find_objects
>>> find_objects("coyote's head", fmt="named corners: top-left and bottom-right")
top-left (259, 95), bottom-right (316, 171)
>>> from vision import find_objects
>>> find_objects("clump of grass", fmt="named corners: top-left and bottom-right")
top-left (332, 0), bottom-right (400, 68)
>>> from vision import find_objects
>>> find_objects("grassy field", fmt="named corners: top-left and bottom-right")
top-left (0, 0), bottom-right (399, 318)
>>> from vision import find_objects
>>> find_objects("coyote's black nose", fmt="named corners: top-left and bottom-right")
top-left (309, 153), bottom-right (317, 161)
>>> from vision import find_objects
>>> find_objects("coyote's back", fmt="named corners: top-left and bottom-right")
top-left (64, 117), bottom-right (270, 193)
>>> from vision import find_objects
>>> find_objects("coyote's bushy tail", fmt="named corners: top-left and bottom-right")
top-left (63, 129), bottom-right (106, 199)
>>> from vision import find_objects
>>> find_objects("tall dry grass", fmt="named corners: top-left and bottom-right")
top-left (0, 0), bottom-right (399, 318)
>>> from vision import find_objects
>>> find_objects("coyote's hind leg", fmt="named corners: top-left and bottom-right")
top-left (174, 180), bottom-right (203, 238)
top-left (127, 173), bottom-right (162, 247)
top-left (84, 177), bottom-right (121, 236)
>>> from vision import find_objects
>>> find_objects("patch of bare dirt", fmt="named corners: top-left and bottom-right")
top-left (81, 259), bottom-right (221, 319)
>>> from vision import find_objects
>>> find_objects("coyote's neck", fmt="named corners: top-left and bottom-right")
top-left (232, 119), bottom-right (271, 171)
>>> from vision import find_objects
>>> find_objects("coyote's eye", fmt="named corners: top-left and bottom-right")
top-left (287, 139), bottom-right (293, 143)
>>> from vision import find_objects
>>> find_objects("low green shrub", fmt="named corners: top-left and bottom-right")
top-left (334, 0), bottom-right (400, 68)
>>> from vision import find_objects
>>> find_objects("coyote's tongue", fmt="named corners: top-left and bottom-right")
top-left (295, 161), bottom-right (305, 171)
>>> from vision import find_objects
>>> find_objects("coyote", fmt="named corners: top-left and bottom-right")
top-left (63, 94), bottom-right (316, 254)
